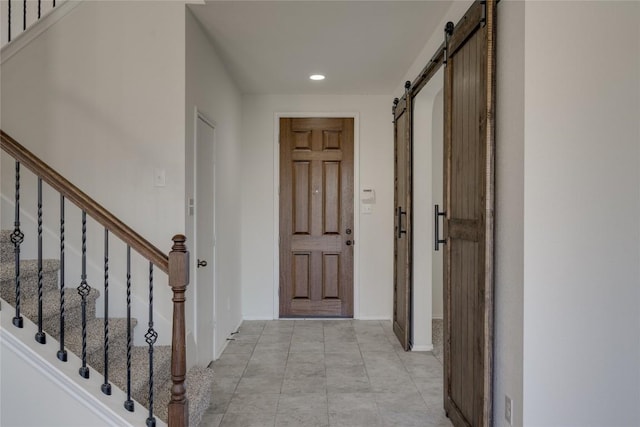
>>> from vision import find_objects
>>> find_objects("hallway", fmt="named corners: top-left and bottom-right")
top-left (201, 320), bottom-right (451, 427)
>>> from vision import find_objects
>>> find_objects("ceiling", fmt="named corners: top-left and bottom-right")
top-left (189, 1), bottom-right (452, 95)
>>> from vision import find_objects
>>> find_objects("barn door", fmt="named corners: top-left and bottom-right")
top-left (443, 1), bottom-right (496, 426)
top-left (393, 83), bottom-right (413, 351)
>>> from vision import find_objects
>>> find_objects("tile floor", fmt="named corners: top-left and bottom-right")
top-left (200, 320), bottom-right (451, 427)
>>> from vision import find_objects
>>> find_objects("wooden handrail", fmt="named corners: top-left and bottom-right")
top-left (0, 130), bottom-right (169, 273)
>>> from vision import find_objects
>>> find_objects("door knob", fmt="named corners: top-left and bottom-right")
top-left (197, 259), bottom-right (208, 268)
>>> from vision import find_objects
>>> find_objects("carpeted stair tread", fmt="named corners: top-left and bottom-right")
top-left (0, 230), bottom-right (13, 263)
top-left (0, 259), bottom-right (61, 296)
top-left (1, 285), bottom-right (99, 337)
top-left (155, 366), bottom-right (215, 426)
top-left (1, 230), bottom-right (214, 422)
top-left (64, 317), bottom-right (133, 368)
top-left (95, 345), bottom-right (172, 408)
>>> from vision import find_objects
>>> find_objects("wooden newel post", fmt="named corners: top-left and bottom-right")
top-left (167, 234), bottom-right (189, 427)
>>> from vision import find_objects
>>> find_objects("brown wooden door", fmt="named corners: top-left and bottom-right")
top-left (393, 89), bottom-right (413, 350)
top-left (279, 117), bottom-right (354, 317)
top-left (443, 1), bottom-right (496, 426)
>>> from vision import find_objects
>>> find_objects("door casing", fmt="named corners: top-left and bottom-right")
top-left (273, 112), bottom-right (360, 319)
top-left (192, 109), bottom-right (217, 365)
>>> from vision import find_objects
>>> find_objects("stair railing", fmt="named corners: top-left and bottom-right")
top-left (4, 0), bottom-right (58, 45)
top-left (1, 130), bottom-right (189, 427)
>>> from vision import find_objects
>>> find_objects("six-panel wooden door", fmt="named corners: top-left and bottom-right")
top-left (279, 117), bottom-right (354, 317)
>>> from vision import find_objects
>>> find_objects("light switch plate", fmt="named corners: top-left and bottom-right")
top-left (154, 169), bottom-right (166, 187)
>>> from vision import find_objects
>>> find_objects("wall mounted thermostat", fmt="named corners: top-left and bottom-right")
top-left (361, 188), bottom-right (376, 204)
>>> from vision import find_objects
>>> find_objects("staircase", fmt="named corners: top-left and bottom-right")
top-left (0, 132), bottom-right (214, 426)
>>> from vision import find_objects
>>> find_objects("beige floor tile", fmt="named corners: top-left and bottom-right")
top-left (277, 393), bottom-right (328, 413)
top-left (328, 409), bottom-right (382, 427)
top-left (326, 374), bottom-right (371, 393)
top-left (275, 410), bottom-right (329, 427)
top-left (219, 412), bottom-right (276, 427)
top-left (235, 376), bottom-right (283, 394)
top-left (199, 411), bottom-right (224, 427)
top-left (226, 393), bottom-right (280, 414)
top-left (209, 321), bottom-right (451, 427)
top-left (281, 376), bottom-right (327, 393)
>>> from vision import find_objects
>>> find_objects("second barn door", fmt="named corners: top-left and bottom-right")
top-left (443, 1), bottom-right (497, 425)
top-left (279, 117), bottom-right (354, 317)
top-left (393, 88), bottom-right (413, 351)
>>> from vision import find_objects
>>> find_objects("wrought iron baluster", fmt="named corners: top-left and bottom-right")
top-left (7, 0), bottom-right (11, 42)
top-left (22, 0), bottom-right (26, 31)
top-left (57, 195), bottom-right (67, 361)
top-left (38, 0), bottom-right (41, 19)
top-left (77, 211), bottom-right (91, 379)
top-left (35, 178), bottom-right (46, 344)
top-left (12, 161), bottom-right (24, 328)
top-left (124, 245), bottom-right (134, 412)
top-left (145, 262), bottom-right (158, 427)
top-left (101, 229), bottom-right (111, 395)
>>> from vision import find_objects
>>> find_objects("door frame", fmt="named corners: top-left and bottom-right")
top-left (191, 107), bottom-right (218, 363)
top-left (273, 112), bottom-right (360, 319)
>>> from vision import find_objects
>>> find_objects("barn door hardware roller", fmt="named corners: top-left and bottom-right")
top-left (443, 21), bottom-right (454, 65)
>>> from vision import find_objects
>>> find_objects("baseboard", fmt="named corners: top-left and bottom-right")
top-left (356, 316), bottom-right (392, 321)
top-left (412, 344), bottom-right (434, 352)
top-left (241, 316), bottom-right (275, 321)
top-left (215, 317), bottom-right (245, 360)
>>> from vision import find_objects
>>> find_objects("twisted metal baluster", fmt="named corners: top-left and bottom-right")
top-left (12, 161), bottom-right (24, 328)
top-left (57, 195), bottom-right (67, 361)
top-left (7, 0), bottom-right (11, 42)
top-left (77, 211), bottom-right (90, 379)
top-left (124, 245), bottom-right (134, 412)
top-left (35, 178), bottom-right (46, 344)
top-left (101, 229), bottom-right (111, 395)
top-left (145, 262), bottom-right (158, 427)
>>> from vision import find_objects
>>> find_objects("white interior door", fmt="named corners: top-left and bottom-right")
top-left (195, 115), bottom-right (216, 366)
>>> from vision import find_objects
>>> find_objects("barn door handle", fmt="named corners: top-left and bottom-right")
top-left (397, 206), bottom-right (407, 239)
top-left (434, 204), bottom-right (447, 251)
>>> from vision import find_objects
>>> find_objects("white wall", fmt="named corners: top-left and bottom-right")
top-left (240, 94), bottom-right (393, 320)
top-left (522, 2), bottom-right (640, 425)
top-left (2, 338), bottom-right (111, 427)
top-left (431, 89), bottom-right (444, 320)
top-left (412, 69), bottom-right (443, 350)
top-left (185, 9), bottom-right (243, 361)
top-left (494, 1), bottom-right (525, 425)
top-left (1, 0), bottom-right (186, 343)
top-left (1, 299), bottom-right (154, 427)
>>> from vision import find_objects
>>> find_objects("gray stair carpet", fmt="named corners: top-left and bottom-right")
top-left (0, 229), bottom-right (213, 426)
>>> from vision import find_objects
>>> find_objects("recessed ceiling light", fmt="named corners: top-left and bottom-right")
top-left (310, 74), bottom-right (325, 81)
